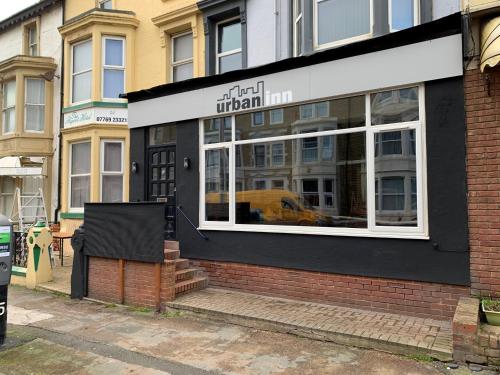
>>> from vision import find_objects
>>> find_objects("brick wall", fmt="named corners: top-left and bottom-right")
top-left (87, 257), bottom-right (175, 308)
top-left (453, 297), bottom-right (500, 365)
top-left (465, 67), bottom-right (500, 298)
top-left (191, 260), bottom-right (469, 319)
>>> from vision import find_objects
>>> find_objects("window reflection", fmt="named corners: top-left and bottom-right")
top-left (371, 87), bottom-right (418, 125)
top-left (374, 129), bottom-right (417, 226)
top-left (204, 117), bottom-right (231, 144)
top-left (205, 148), bottom-right (229, 221)
top-left (235, 133), bottom-right (367, 228)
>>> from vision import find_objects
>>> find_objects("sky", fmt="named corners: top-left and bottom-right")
top-left (0, 0), bottom-right (39, 22)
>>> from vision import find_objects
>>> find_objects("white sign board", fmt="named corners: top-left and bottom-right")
top-left (64, 107), bottom-right (128, 129)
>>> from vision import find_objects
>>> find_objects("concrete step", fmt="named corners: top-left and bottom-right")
top-left (164, 249), bottom-right (180, 260)
top-left (175, 277), bottom-right (208, 296)
top-left (164, 240), bottom-right (179, 251)
top-left (174, 258), bottom-right (189, 270)
top-left (175, 268), bottom-right (197, 282)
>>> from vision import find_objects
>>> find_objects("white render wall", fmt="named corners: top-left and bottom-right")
top-left (0, 4), bottom-right (63, 220)
top-left (246, 0), bottom-right (276, 67)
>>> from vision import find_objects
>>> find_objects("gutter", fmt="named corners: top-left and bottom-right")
top-left (54, 0), bottom-right (65, 223)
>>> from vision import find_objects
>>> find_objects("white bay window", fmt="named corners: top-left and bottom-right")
top-left (25, 78), bottom-right (45, 132)
top-left (200, 85), bottom-right (427, 238)
top-left (71, 40), bottom-right (92, 104)
top-left (101, 140), bottom-right (124, 202)
top-left (70, 142), bottom-right (91, 211)
top-left (2, 81), bottom-right (16, 134)
top-left (103, 37), bottom-right (125, 99)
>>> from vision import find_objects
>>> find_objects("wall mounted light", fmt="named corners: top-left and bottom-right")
top-left (131, 161), bottom-right (138, 174)
top-left (183, 157), bottom-right (191, 170)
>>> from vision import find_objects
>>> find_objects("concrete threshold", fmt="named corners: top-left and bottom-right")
top-left (166, 288), bottom-right (454, 362)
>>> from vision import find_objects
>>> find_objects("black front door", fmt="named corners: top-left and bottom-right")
top-left (148, 146), bottom-right (176, 239)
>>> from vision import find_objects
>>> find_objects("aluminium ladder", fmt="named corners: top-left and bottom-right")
top-left (10, 187), bottom-right (48, 233)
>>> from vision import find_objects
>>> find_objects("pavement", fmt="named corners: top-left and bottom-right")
top-left (1, 285), bottom-right (499, 375)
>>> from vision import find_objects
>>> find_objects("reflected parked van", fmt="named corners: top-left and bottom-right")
top-left (206, 190), bottom-right (333, 226)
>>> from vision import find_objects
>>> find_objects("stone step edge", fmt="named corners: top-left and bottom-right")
top-left (174, 277), bottom-right (208, 294)
top-left (165, 301), bottom-right (452, 362)
top-left (175, 268), bottom-right (197, 281)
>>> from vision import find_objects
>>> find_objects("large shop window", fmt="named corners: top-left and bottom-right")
top-left (200, 85), bottom-right (426, 238)
top-left (71, 40), bottom-right (92, 104)
top-left (103, 37), bottom-right (125, 99)
top-left (25, 78), bottom-right (45, 132)
top-left (100, 140), bottom-right (124, 202)
top-left (172, 32), bottom-right (194, 82)
top-left (2, 81), bottom-right (16, 134)
top-left (70, 141), bottom-right (91, 211)
top-left (216, 18), bottom-right (242, 74)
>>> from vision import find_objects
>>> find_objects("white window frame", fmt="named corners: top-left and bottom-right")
top-left (70, 39), bottom-right (92, 105)
top-left (69, 141), bottom-right (91, 213)
top-left (313, 0), bottom-right (374, 51)
top-left (251, 111), bottom-right (264, 127)
top-left (269, 109), bottom-right (284, 125)
top-left (171, 31), bottom-right (194, 83)
top-left (2, 80), bottom-right (16, 135)
top-left (99, 0), bottom-right (112, 9)
top-left (215, 17), bottom-right (242, 74)
top-left (100, 139), bottom-right (125, 202)
top-left (199, 84), bottom-right (427, 239)
top-left (271, 142), bottom-right (285, 167)
top-left (27, 24), bottom-right (38, 56)
top-left (102, 36), bottom-right (126, 101)
top-left (389, 0), bottom-right (420, 33)
top-left (24, 77), bottom-right (45, 133)
top-left (293, 0), bottom-right (303, 57)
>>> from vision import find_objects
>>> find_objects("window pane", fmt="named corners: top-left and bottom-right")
top-left (235, 133), bottom-right (366, 227)
top-left (105, 39), bottom-right (123, 66)
top-left (205, 148), bottom-right (229, 221)
top-left (204, 117), bottom-right (231, 144)
top-left (218, 21), bottom-right (241, 53)
top-left (102, 175), bottom-right (123, 203)
top-left (104, 142), bottom-right (122, 172)
top-left (173, 62), bottom-right (193, 82)
top-left (71, 176), bottom-right (90, 208)
top-left (71, 142), bottom-right (91, 174)
top-left (371, 87), bottom-right (419, 125)
top-left (3, 108), bottom-right (15, 133)
top-left (271, 143), bottom-right (284, 166)
top-left (252, 112), bottom-right (264, 126)
top-left (374, 129), bottom-right (417, 226)
top-left (4, 81), bottom-right (15, 107)
top-left (100, 0), bottom-right (112, 9)
top-left (26, 79), bottom-right (45, 104)
top-left (173, 33), bottom-right (193, 62)
top-left (380, 131), bottom-right (402, 155)
top-left (318, 0), bottom-right (370, 45)
top-left (270, 109), bottom-right (283, 124)
top-left (25, 105), bottom-right (44, 131)
top-left (149, 125), bottom-right (176, 145)
top-left (392, 0), bottom-right (414, 31)
top-left (103, 69), bottom-right (124, 98)
top-left (73, 40), bottom-right (92, 73)
top-left (219, 52), bottom-right (242, 74)
top-left (236, 96), bottom-right (363, 141)
top-left (72, 71), bottom-right (92, 103)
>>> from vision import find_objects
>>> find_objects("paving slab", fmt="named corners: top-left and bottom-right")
top-left (167, 288), bottom-right (454, 361)
top-left (5, 285), bottom-right (474, 375)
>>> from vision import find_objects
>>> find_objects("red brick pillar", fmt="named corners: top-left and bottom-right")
top-left (465, 67), bottom-right (500, 297)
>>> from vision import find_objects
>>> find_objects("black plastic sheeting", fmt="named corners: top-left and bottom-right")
top-left (84, 203), bottom-right (165, 263)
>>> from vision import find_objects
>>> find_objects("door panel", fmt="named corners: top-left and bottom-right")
top-left (148, 146), bottom-right (176, 240)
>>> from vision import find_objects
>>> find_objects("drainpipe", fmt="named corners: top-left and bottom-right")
top-left (54, 0), bottom-right (65, 223)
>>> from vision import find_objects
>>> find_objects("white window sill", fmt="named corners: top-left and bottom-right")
top-left (198, 224), bottom-right (429, 240)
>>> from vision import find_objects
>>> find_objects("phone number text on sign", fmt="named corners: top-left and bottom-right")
top-left (96, 116), bottom-right (127, 123)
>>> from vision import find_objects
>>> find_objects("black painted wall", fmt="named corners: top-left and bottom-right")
top-left (131, 77), bottom-right (469, 286)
